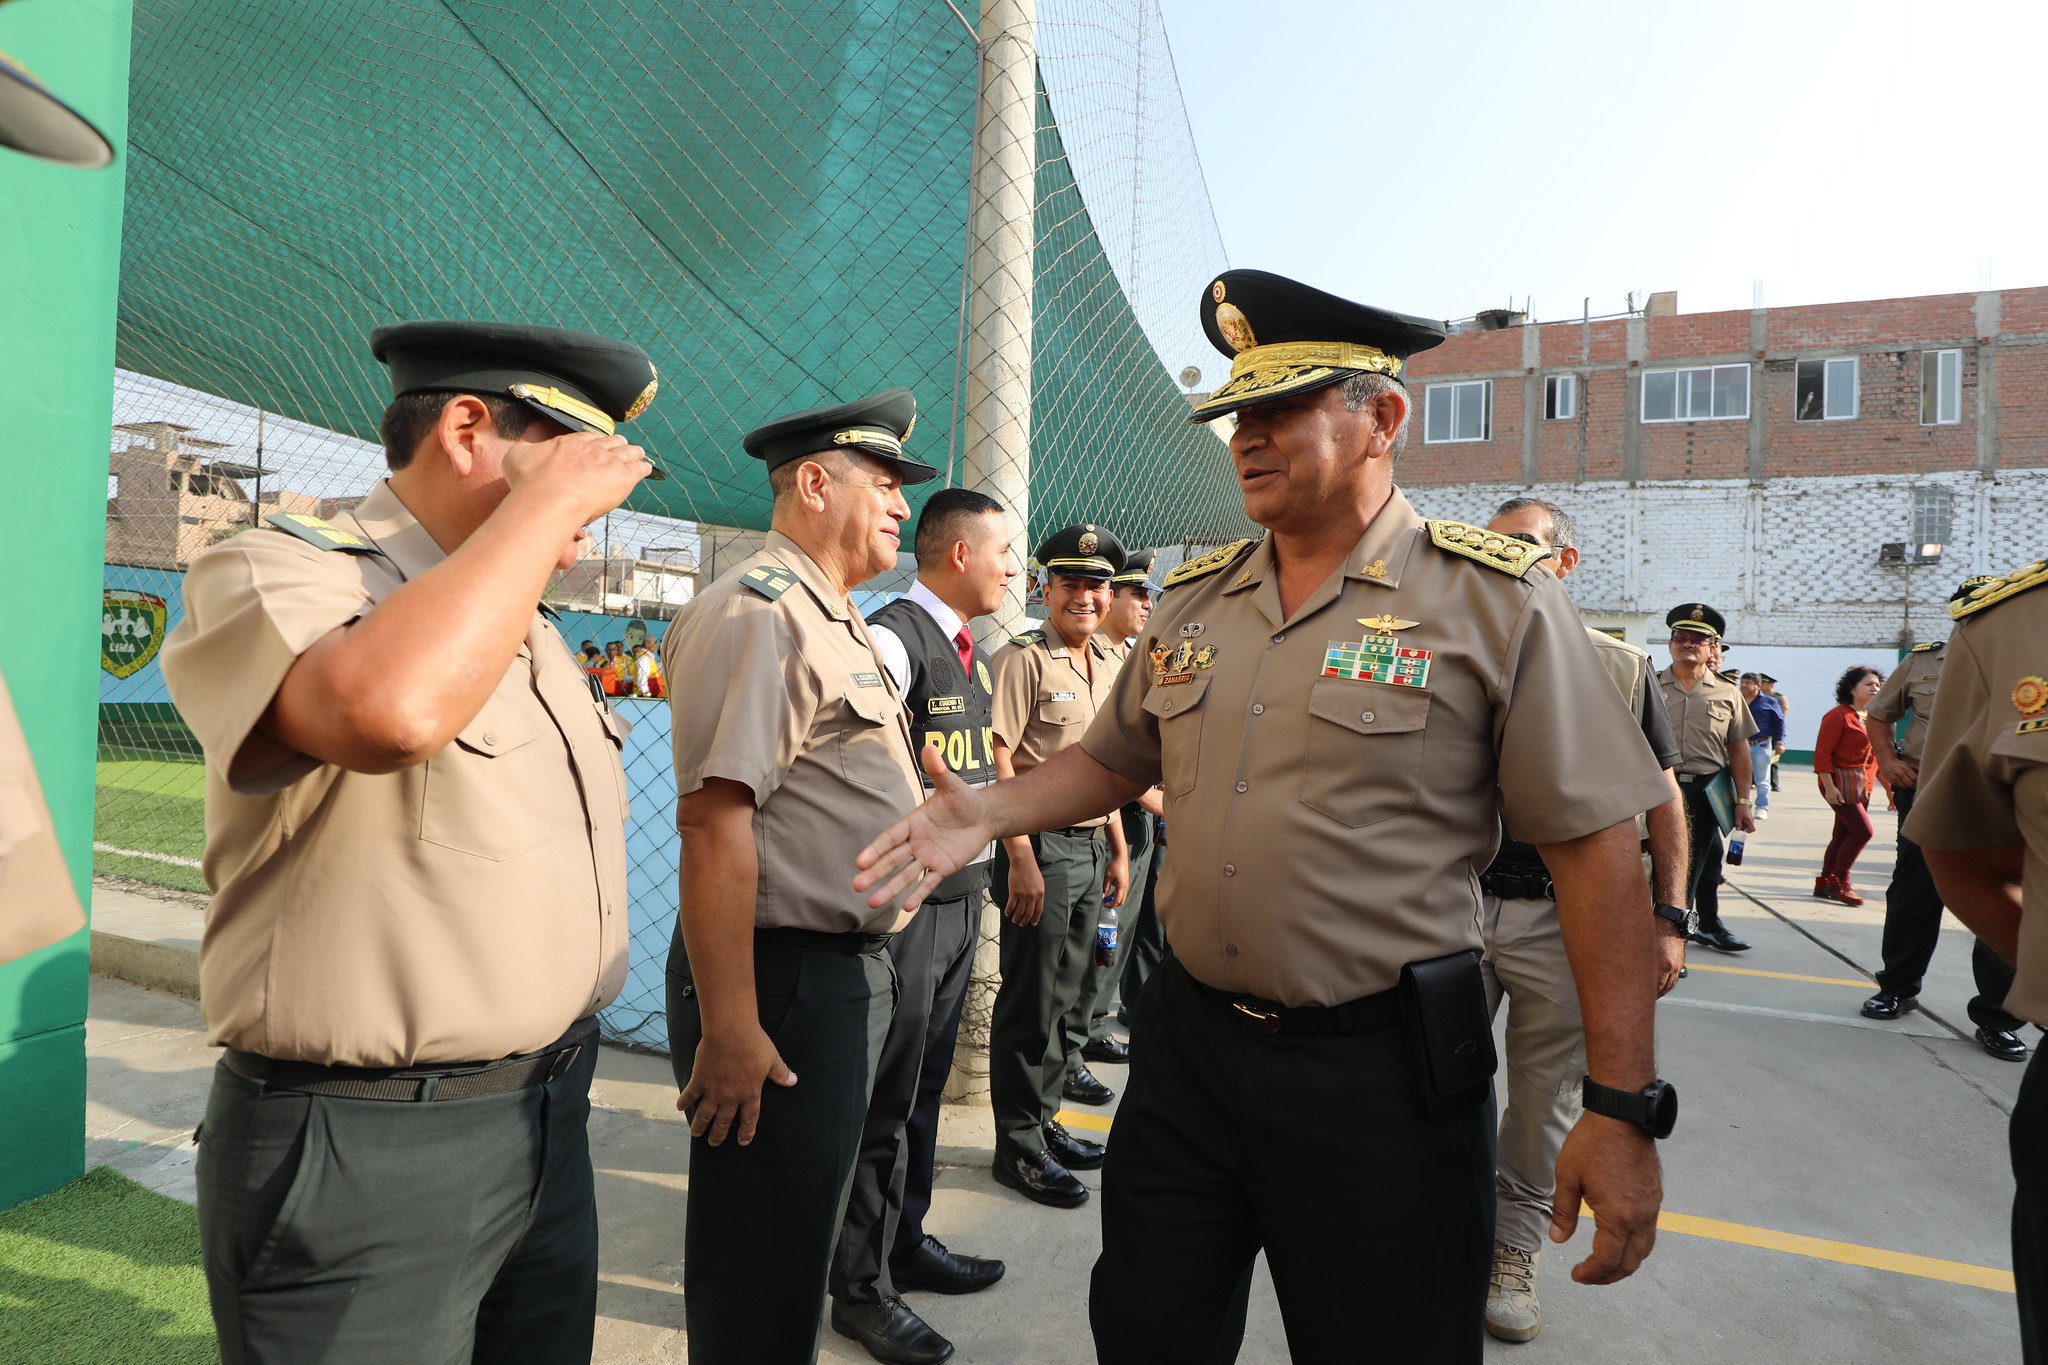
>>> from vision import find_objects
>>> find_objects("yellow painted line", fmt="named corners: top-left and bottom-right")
top-left (1054, 1108), bottom-right (1114, 1133)
top-left (1603, 1206), bottom-right (2013, 1294)
top-left (1685, 962), bottom-right (1871, 990)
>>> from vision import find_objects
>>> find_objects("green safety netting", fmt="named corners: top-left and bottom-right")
top-left (116, 0), bottom-right (1247, 548)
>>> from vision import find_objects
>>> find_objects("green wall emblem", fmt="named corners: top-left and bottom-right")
top-left (102, 590), bottom-right (168, 679)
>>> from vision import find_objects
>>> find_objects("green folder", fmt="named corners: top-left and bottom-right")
top-left (1702, 769), bottom-right (1737, 836)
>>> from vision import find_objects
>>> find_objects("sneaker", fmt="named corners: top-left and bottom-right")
top-left (1484, 1241), bottom-right (1541, 1343)
top-left (1755, 808), bottom-right (1770, 821)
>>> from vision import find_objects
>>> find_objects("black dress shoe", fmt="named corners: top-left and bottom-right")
top-left (890, 1234), bottom-right (1006, 1295)
top-left (1081, 1035), bottom-right (1130, 1065)
top-left (1979, 1027), bottom-right (2030, 1062)
top-left (1690, 924), bottom-right (1751, 953)
top-left (992, 1150), bottom-right (1088, 1208)
top-left (1861, 991), bottom-right (1919, 1021)
top-left (1044, 1119), bottom-right (1106, 1171)
top-left (831, 1294), bottom-right (955, 1365)
top-left (1063, 1065), bottom-right (1116, 1105)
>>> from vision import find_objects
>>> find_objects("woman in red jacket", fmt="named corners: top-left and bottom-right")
top-left (1813, 665), bottom-right (1885, 905)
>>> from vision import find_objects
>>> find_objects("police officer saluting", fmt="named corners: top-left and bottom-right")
top-left (660, 388), bottom-right (935, 1365)
top-left (858, 270), bottom-right (1678, 1361)
top-left (830, 488), bottom-right (1017, 1364)
top-left (1658, 603), bottom-right (1759, 952)
top-left (161, 321), bottom-right (658, 1363)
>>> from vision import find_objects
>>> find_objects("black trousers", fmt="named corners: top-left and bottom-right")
top-left (1117, 832), bottom-right (1168, 1028)
top-left (1680, 778), bottom-right (1729, 931)
top-left (1090, 960), bottom-right (1495, 1364)
top-left (832, 893), bottom-right (981, 1303)
top-left (196, 1040), bottom-right (600, 1365)
top-left (669, 933), bottom-right (894, 1364)
top-left (1072, 811), bottom-right (1156, 1061)
top-left (2015, 1045), bottom-right (2048, 1361)
top-left (1876, 786), bottom-right (2024, 1030)
top-left (991, 829), bottom-right (1106, 1158)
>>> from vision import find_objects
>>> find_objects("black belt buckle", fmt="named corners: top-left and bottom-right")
top-left (1231, 1001), bottom-right (1282, 1035)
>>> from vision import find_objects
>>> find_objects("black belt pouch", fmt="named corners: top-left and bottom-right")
top-left (1397, 950), bottom-right (1497, 1118)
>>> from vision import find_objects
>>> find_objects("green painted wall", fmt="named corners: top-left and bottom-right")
top-left (0, 0), bottom-right (132, 1211)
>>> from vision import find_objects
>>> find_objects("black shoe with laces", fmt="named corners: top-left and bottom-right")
top-left (1861, 991), bottom-right (1918, 1021)
top-left (1062, 1065), bottom-right (1115, 1106)
top-left (889, 1235), bottom-right (1006, 1295)
top-left (831, 1294), bottom-right (955, 1365)
top-left (1979, 1027), bottom-right (2030, 1062)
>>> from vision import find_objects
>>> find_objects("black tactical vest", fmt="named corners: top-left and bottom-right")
top-left (867, 595), bottom-right (997, 900)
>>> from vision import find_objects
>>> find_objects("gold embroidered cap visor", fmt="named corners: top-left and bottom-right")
top-left (368, 320), bottom-right (668, 478)
top-left (741, 385), bottom-right (938, 485)
top-left (0, 40), bottom-right (114, 167)
top-left (1035, 522), bottom-right (1127, 582)
top-left (1190, 268), bottom-right (1447, 423)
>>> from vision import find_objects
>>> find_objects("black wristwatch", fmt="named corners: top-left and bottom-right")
top-left (1652, 901), bottom-right (1697, 938)
top-left (1583, 1077), bottom-right (1678, 1139)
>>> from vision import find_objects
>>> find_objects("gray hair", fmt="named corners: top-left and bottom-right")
top-left (1492, 495), bottom-right (1576, 550)
top-left (1340, 371), bottom-right (1410, 456)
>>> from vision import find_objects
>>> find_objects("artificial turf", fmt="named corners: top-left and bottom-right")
top-left (0, 1166), bottom-right (215, 1363)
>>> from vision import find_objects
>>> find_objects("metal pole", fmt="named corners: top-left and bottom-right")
top-left (960, 0), bottom-right (1037, 643)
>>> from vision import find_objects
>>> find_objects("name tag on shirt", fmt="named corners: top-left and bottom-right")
top-left (928, 696), bottom-right (966, 715)
top-left (852, 672), bottom-right (884, 688)
top-left (1049, 691), bottom-right (1078, 702)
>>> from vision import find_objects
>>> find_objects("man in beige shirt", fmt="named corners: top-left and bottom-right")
top-left (1903, 557), bottom-right (2048, 1356)
top-left (161, 321), bottom-right (656, 1364)
top-left (985, 524), bottom-right (1129, 1209)
top-left (1657, 603), bottom-right (1759, 953)
top-left (858, 270), bottom-right (1677, 1362)
top-left (659, 388), bottom-right (933, 1365)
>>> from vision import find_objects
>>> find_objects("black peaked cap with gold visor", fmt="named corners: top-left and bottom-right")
top-left (1665, 603), bottom-right (1727, 640)
top-left (1111, 547), bottom-right (1158, 591)
top-left (369, 320), bottom-right (667, 479)
top-left (742, 386), bottom-right (938, 485)
top-left (1190, 269), bottom-right (1447, 423)
top-left (1036, 524), bottom-right (1126, 582)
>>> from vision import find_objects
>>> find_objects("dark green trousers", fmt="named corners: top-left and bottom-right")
top-left (668, 931), bottom-right (894, 1364)
top-left (1070, 808), bottom-right (1156, 1062)
top-left (1117, 833), bottom-right (1168, 1028)
top-left (991, 828), bottom-right (1106, 1158)
top-left (196, 1040), bottom-right (600, 1365)
top-left (1091, 960), bottom-right (1495, 1364)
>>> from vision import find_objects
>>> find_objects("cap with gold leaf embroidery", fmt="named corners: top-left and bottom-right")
top-left (1191, 269), bottom-right (1447, 423)
top-left (742, 386), bottom-right (937, 486)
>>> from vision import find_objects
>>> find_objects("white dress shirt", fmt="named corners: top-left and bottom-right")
top-left (868, 578), bottom-right (968, 694)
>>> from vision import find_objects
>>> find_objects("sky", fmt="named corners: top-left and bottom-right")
top-left (1154, 0), bottom-right (2048, 326)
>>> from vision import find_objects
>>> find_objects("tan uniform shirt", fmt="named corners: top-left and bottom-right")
top-left (990, 626), bottom-right (1121, 827)
top-left (1901, 589), bottom-right (2048, 1025)
top-left (0, 665), bottom-right (86, 964)
top-left (1656, 666), bottom-right (1759, 775)
top-left (160, 481), bottom-right (630, 1066)
top-left (1867, 644), bottom-right (1945, 763)
top-left (662, 532), bottom-right (922, 935)
top-left (1079, 490), bottom-right (1671, 1007)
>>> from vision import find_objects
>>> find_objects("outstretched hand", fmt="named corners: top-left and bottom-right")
top-left (855, 745), bottom-right (999, 912)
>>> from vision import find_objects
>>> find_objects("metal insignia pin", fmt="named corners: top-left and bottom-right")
top-left (1179, 622), bottom-right (1205, 638)
top-left (1358, 614), bottom-right (1420, 635)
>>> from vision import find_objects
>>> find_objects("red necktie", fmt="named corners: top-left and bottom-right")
top-left (955, 626), bottom-right (975, 676)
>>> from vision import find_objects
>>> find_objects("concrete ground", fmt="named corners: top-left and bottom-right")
top-left (81, 767), bottom-right (2025, 1362)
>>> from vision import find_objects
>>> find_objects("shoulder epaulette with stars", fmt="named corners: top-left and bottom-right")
top-left (1424, 520), bottom-right (1542, 579)
top-left (1007, 628), bottom-right (1046, 648)
top-left (263, 511), bottom-right (377, 553)
top-left (1909, 640), bottom-right (1943, 653)
top-left (740, 564), bottom-right (801, 600)
top-left (1952, 558), bottom-right (2048, 621)
top-left (1163, 539), bottom-right (1254, 590)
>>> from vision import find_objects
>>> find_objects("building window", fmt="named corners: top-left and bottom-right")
top-left (1921, 349), bottom-right (1962, 424)
top-left (1911, 487), bottom-right (1953, 548)
top-left (1641, 365), bottom-right (1748, 422)
top-left (1424, 380), bottom-right (1490, 443)
top-left (1544, 374), bottom-right (1577, 420)
top-left (1794, 357), bottom-right (1858, 421)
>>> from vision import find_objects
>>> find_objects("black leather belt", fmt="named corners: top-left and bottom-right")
top-left (1480, 864), bottom-right (1554, 901)
top-left (223, 1017), bottom-right (595, 1102)
top-left (756, 926), bottom-right (894, 956)
top-left (1049, 824), bottom-right (1105, 839)
top-left (1675, 769), bottom-right (1726, 785)
top-left (1177, 958), bottom-right (1400, 1037)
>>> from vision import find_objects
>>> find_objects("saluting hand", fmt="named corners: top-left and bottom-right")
top-left (676, 1025), bottom-right (797, 1148)
top-left (854, 745), bottom-right (999, 912)
top-left (501, 429), bottom-right (653, 529)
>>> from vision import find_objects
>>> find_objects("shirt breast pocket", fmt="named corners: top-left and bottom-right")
top-left (837, 685), bottom-right (909, 792)
top-left (1140, 675), bottom-right (1211, 798)
top-left (1036, 698), bottom-right (1087, 729)
top-left (420, 697), bottom-right (554, 861)
top-left (1301, 679), bottom-right (1431, 828)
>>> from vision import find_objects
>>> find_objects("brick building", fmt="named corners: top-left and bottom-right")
top-left (105, 421), bottom-right (321, 569)
top-left (1390, 285), bottom-right (2048, 753)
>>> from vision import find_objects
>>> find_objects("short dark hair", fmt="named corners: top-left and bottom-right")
top-left (1493, 496), bottom-right (1577, 550)
top-left (1836, 665), bottom-right (1882, 706)
top-left (914, 487), bottom-right (1006, 567)
top-left (379, 390), bottom-right (537, 471)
